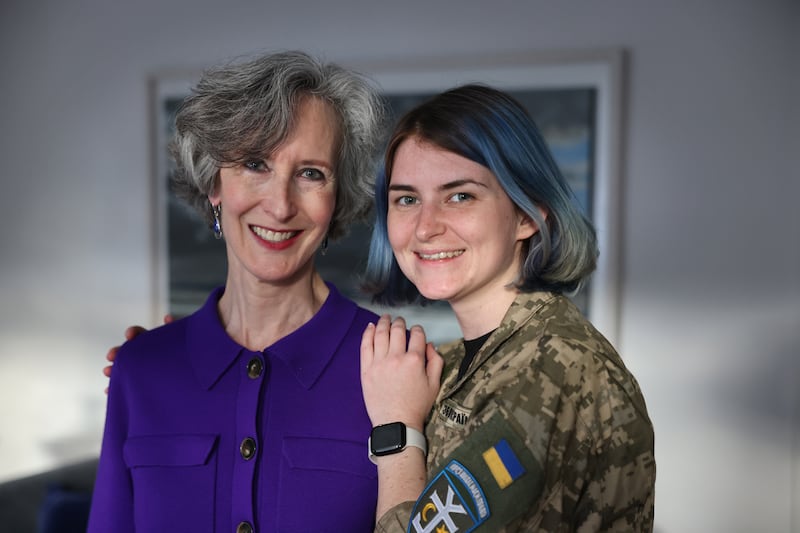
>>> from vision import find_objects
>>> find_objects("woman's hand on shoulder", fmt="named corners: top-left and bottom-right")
top-left (360, 314), bottom-right (444, 430)
top-left (103, 315), bottom-right (173, 393)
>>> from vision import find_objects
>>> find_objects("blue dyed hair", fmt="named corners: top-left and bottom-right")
top-left (363, 84), bottom-right (597, 306)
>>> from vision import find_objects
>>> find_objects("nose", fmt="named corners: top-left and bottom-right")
top-left (261, 174), bottom-right (297, 222)
top-left (415, 202), bottom-right (444, 241)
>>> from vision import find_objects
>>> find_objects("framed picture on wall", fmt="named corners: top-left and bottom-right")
top-left (148, 49), bottom-right (624, 345)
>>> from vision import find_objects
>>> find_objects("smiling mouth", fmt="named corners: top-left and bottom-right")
top-left (251, 226), bottom-right (299, 243)
top-left (416, 250), bottom-right (465, 260)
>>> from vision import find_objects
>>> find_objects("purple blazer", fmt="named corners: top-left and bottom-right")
top-left (88, 284), bottom-right (378, 532)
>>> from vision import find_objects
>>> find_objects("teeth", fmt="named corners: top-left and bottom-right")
top-left (251, 226), bottom-right (297, 242)
top-left (417, 250), bottom-right (464, 260)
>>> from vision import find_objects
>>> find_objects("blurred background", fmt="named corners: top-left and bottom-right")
top-left (0, 1), bottom-right (797, 531)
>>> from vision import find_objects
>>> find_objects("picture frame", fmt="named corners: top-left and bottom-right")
top-left (148, 49), bottom-right (625, 346)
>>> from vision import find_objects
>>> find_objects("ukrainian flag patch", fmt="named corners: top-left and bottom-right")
top-left (482, 439), bottom-right (525, 489)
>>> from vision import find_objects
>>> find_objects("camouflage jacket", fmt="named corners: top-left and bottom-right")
top-left (376, 291), bottom-right (655, 533)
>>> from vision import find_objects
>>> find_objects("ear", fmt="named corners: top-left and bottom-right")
top-left (515, 207), bottom-right (546, 241)
top-left (208, 177), bottom-right (222, 205)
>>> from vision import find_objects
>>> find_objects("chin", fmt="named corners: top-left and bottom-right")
top-left (415, 285), bottom-right (458, 303)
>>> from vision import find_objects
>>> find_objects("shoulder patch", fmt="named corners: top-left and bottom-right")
top-left (407, 460), bottom-right (490, 533)
top-left (482, 438), bottom-right (525, 489)
top-left (422, 410), bottom-right (545, 530)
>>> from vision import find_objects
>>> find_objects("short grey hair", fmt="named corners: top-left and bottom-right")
top-left (170, 50), bottom-right (387, 239)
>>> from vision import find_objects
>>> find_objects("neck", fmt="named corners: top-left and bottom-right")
top-left (449, 284), bottom-right (518, 340)
top-left (218, 269), bottom-right (330, 351)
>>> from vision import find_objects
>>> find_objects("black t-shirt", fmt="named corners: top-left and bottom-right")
top-left (457, 329), bottom-right (495, 380)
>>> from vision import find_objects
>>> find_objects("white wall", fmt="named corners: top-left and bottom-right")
top-left (1, 1), bottom-right (797, 531)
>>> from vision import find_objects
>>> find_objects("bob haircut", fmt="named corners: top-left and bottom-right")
top-left (363, 84), bottom-right (598, 306)
top-left (170, 50), bottom-right (386, 240)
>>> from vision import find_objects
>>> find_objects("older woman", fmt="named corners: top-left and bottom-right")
top-left (360, 85), bottom-right (655, 532)
top-left (89, 51), bottom-right (386, 533)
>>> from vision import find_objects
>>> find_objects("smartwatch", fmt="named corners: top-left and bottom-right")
top-left (368, 422), bottom-right (427, 464)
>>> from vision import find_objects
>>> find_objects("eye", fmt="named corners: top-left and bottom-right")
top-left (448, 192), bottom-right (473, 203)
top-left (299, 168), bottom-right (326, 181)
top-left (389, 194), bottom-right (418, 207)
top-left (243, 159), bottom-right (267, 172)
top-left (397, 195), bottom-right (418, 206)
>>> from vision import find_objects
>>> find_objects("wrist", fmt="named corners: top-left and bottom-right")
top-left (368, 422), bottom-right (427, 464)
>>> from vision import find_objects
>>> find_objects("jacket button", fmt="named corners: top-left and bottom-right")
top-left (240, 437), bottom-right (257, 460)
top-left (236, 521), bottom-right (253, 533)
top-left (247, 358), bottom-right (263, 379)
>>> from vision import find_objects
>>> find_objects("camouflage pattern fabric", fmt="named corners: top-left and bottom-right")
top-left (376, 291), bottom-right (655, 533)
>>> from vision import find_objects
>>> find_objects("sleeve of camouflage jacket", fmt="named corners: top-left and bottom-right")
top-left (375, 501), bottom-right (415, 533)
top-left (494, 332), bottom-right (656, 531)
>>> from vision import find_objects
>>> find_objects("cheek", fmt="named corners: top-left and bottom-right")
top-left (216, 192), bottom-right (243, 221)
top-left (217, 178), bottom-right (251, 207)
top-left (386, 212), bottom-right (406, 250)
top-left (315, 190), bottom-right (337, 224)
top-left (293, 186), bottom-right (336, 223)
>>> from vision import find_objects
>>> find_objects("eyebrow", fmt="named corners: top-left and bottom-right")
top-left (298, 159), bottom-right (334, 171)
top-left (388, 178), bottom-right (489, 193)
top-left (256, 154), bottom-right (333, 172)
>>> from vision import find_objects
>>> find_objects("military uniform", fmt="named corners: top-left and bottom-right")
top-left (376, 291), bottom-right (655, 533)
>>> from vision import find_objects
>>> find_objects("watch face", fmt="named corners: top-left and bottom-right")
top-left (370, 422), bottom-right (407, 456)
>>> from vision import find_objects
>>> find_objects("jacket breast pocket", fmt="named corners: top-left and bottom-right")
top-left (124, 434), bottom-right (218, 532)
top-left (277, 436), bottom-right (377, 532)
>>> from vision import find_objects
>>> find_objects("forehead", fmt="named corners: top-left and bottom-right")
top-left (289, 97), bottom-right (340, 144)
top-left (234, 95), bottom-right (341, 160)
top-left (390, 137), bottom-right (497, 187)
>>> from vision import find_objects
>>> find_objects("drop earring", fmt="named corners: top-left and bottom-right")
top-left (320, 236), bottom-right (329, 256)
top-left (211, 203), bottom-right (223, 239)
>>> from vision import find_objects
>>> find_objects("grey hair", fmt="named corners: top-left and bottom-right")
top-left (170, 50), bottom-right (387, 239)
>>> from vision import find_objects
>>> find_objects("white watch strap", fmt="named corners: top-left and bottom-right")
top-left (368, 426), bottom-right (427, 464)
top-left (404, 426), bottom-right (427, 456)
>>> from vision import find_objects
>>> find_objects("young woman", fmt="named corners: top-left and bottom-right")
top-left (360, 85), bottom-right (655, 532)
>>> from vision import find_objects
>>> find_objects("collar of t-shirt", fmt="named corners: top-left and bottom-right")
top-left (457, 329), bottom-right (496, 380)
